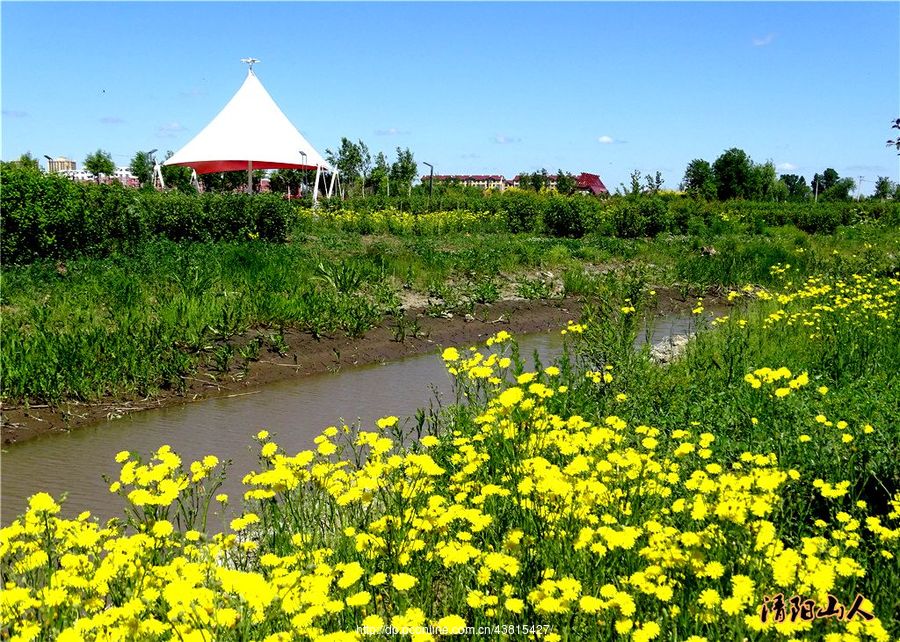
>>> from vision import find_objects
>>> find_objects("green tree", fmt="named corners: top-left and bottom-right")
top-left (529, 169), bottom-right (549, 192)
top-left (747, 161), bottom-right (777, 200)
top-left (682, 159), bottom-right (716, 199)
top-left (778, 174), bottom-right (811, 201)
top-left (712, 148), bottom-right (752, 200)
top-left (822, 177), bottom-right (855, 201)
top-left (812, 168), bottom-right (840, 195)
top-left (620, 169), bottom-right (642, 197)
top-left (129, 151), bottom-right (155, 188)
top-left (872, 176), bottom-right (894, 200)
top-left (15, 152), bottom-right (40, 171)
top-left (390, 147), bottom-right (417, 196)
top-left (325, 138), bottom-right (370, 197)
top-left (644, 171), bottom-right (664, 195)
top-left (556, 170), bottom-right (577, 195)
top-left (84, 149), bottom-right (115, 183)
top-left (369, 152), bottom-right (390, 195)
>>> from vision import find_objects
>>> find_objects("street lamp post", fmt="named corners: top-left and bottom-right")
top-left (422, 162), bottom-right (434, 210)
top-left (299, 152), bottom-right (308, 198)
top-left (43, 155), bottom-right (53, 173)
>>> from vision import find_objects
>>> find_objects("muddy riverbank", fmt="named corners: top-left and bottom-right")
top-left (1, 299), bottom-right (583, 446)
top-left (1, 289), bottom-right (721, 447)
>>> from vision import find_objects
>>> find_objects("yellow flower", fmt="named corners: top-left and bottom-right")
top-left (377, 416), bottom-right (399, 429)
top-left (391, 573), bottom-right (418, 591)
top-left (151, 520), bottom-right (173, 538)
top-left (442, 347), bottom-right (460, 361)
top-left (28, 492), bottom-right (60, 514)
top-left (497, 387), bottom-right (524, 408)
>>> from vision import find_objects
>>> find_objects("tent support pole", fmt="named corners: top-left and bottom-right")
top-left (248, 161), bottom-right (253, 193)
top-left (191, 169), bottom-right (200, 192)
top-left (153, 162), bottom-right (166, 190)
top-left (313, 164), bottom-right (322, 206)
top-left (327, 171), bottom-right (336, 198)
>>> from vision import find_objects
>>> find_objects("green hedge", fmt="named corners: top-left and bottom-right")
top-left (1, 166), bottom-right (293, 264)
top-left (4, 165), bottom-right (898, 264)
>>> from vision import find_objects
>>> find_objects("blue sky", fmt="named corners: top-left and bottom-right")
top-left (2, 2), bottom-right (898, 193)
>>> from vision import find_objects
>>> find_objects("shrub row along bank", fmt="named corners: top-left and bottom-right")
top-left (315, 190), bottom-right (900, 237)
top-left (1, 166), bottom-right (292, 264)
top-left (4, 165), bottom-right (899, 264)
top-left (1, 271), bottom-right (898, 640)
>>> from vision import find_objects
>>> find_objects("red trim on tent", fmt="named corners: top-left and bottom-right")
top-left (168, 160), bottom-right (321, 174)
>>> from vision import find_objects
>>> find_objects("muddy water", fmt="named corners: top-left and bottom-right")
top-left (1, 316), bottom-right (698, 524)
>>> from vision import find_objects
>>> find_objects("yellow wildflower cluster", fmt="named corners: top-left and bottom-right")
top-left (2, 309), bottom-right (898, 640)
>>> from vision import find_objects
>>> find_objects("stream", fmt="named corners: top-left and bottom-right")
top-left (1, 315), bottom-right (698, 524)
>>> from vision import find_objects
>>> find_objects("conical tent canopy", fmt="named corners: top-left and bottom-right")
top-left (164, 69), bottom-right (332, 174)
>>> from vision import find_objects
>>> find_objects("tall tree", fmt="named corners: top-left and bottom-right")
top-left (556, 170), bottom-right (577, 195)
top-left (821, 177), bottom-right (855, 202)
top-left (712, 148), bottom-right (752, 200)
top-left (16, 152), bottom-right (40, 171)
top-left (682, 159), bottom-right (716, 199)
top-left (390, 147), bottom-right (417, 196)
top-left (747, 161), bottom-right (777, 200)
top-left (812, 168), bottom-right (840, 195)
top-left (644, 171), bottom-right (664, 195)
top-left (325, 138), bottom-right (371, 197)
top-left (779, 174), bottom-right (811, 201)
top-left (529, 169), bottom-right (549, 192)
top-left (129, 150), bottom-right (155, 188)
top-left (369, 152), bottom-right (391, 195)
top-left (84, 149), bottom-right (115, 183)
top-left (873, 176), bottom-right (894, 200)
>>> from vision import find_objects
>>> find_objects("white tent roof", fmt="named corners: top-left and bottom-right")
top-left (164, 69), bottom-right (332, 174)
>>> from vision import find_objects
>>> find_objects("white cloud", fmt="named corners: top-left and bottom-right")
top-left (156, 121), bottom-right (187, 138)
top-left (375, 127), bottom-right (409, 136)
top-left (777, 162), bottom-right (798, 172)
top-left (752, 33), bottom-right (776, 47)
top-left (179, 87), bottom-right (207, 98)
top-left (494, 134), bottom-right (521, 144)
top-left (598, 135), bottom-right (615, 144)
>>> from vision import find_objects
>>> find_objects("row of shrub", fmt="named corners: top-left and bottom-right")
top-left (4, 164), bottom-right (899, 264)
top-left (1, 166), bottom-right (293, 264)
top-left (321, 190), bottom-right (899, 238)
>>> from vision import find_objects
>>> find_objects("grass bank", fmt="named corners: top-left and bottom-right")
top-left (2, 221), bottom-right (898, 407)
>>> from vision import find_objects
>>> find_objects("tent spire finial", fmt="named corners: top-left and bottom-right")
top-left (240, 57), bottom-right (260, 73)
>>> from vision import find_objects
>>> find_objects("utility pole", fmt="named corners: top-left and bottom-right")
top-left (423, 162), bottom-right (434, 210)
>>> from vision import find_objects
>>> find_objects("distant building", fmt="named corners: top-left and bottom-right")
top-left (47, 157), bottom-right (76, 173)
top-left (61, 169), bottom-right (96, 182)
top-left (112, 167), bottom-right (139, 188)
top-left (420, 171), bottom-right (609, 196)
top-left (574, 173), bottom-right (608, 196)
top-left (422, 174), bottom-right (507, 190)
